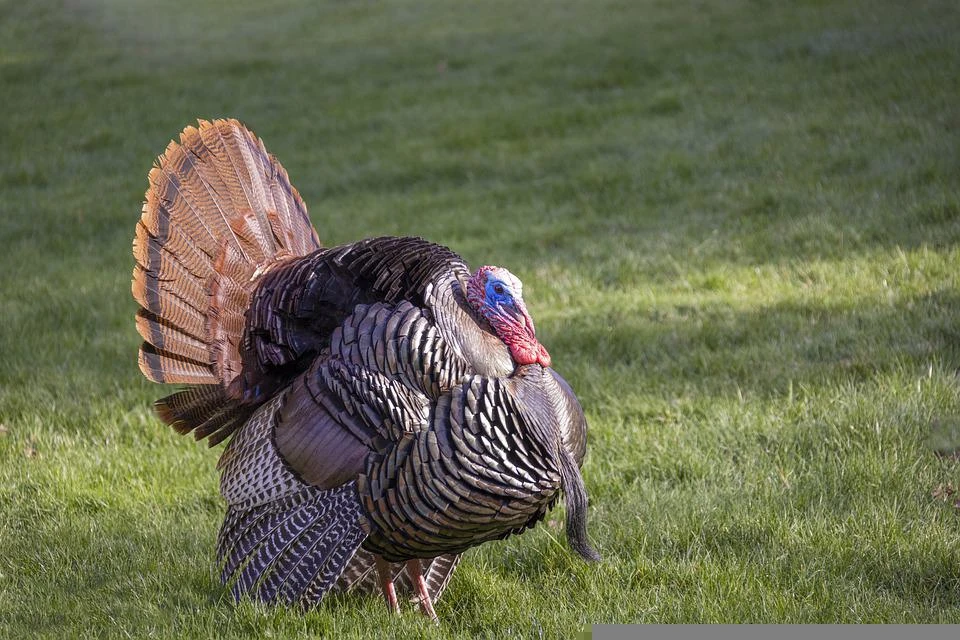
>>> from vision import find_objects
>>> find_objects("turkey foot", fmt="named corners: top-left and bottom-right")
top-left (406, 559), bottom-right (438, 623)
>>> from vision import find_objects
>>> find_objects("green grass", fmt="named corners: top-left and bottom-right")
top-left (2, 0), bottom-right (960, 636)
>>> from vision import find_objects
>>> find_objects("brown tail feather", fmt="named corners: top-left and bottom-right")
top-left (134, 118), bottom-right (322, 442)
top-left (132, 273), bottom-right (209, 342)
top-left (134, 310), bottom-right (209, 364)
top-left (133, 220), bottom-right (214, 288)
top-left (139, 343), bottom-right (218, 385)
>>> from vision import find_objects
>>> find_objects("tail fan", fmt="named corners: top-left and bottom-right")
top-left (132, 119), bottom-right (321, 443)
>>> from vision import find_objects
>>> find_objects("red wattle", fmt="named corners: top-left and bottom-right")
top-left (509, 340), bottom-right (551, 368)
top-left (537, 343), bottom-right (552, 368)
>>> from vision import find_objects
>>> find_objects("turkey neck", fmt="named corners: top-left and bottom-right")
top-left (427, 276), bottom-right (515, 378)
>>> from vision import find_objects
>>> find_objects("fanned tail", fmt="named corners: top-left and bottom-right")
top-left (217, 483), bottom-right (367, 607)
top-left (132, 118), bottom-right (321, 443)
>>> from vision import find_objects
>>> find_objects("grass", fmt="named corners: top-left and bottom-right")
top-left (1, 0), bottom-right (960, 635)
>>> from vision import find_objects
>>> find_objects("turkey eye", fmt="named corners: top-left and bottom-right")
top-left (493, 284), bottom-right (504, 295)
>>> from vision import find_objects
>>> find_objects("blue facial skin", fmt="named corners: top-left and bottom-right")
top-left (484, 279), bottom-right (516, 309)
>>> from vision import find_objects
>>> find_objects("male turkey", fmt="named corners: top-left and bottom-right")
top-left (132, 119), bottom-right (598, 619)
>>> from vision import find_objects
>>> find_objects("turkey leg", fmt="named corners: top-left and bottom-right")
top-left (375, 555), bottom-right (400, 614)
top-left (405, 558), bottom-right (438, 622)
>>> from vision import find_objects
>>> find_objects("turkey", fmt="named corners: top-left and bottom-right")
top-left (131, 118), bottom-right (599, 619)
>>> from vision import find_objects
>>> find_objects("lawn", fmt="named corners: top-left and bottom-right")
top-left (1, 0), bottom-right (959, 636)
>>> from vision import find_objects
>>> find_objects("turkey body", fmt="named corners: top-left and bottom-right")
top-left (132, 119), bottom-right (597, 615)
